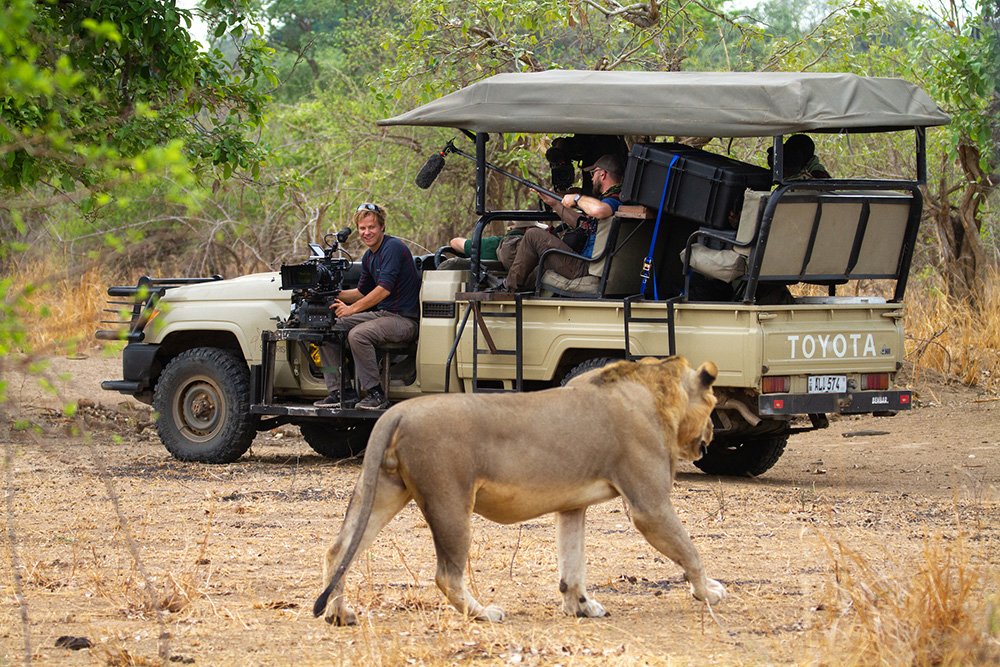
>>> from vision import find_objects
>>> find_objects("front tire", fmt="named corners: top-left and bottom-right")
top-left (300, 421), bottom-right (373, 460)
top-left (693, 435), bottom-right (788, 477)
top-left (560, 357), bottom-right (620, 386)
top-left (154, 347), bottom-right (258, 463)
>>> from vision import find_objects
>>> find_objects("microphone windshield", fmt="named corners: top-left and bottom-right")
top-left (415, 153), bottom-right (446, 189)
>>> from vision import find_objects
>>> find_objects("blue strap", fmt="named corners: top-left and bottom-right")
top-left (640, 154), bottom-right (679, 299)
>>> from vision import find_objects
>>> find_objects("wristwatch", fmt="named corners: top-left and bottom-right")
top-left (573, 194), bottom-right (582, 205)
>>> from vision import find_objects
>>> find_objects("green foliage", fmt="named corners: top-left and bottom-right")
top-left (908, 0), bottom-right (998, 171)
top-left (261, 0), bottom-right (405, 101)
top-left (0, 0), bottom-right (275, 199)
top-left (380, 0), bottom-right (731, 106)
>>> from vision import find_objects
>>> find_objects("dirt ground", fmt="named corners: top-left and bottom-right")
top-left (1, 351), bottom-right (998, 666)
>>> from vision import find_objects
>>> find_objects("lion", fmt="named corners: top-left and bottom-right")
top-left (313, 356), bottom-right (724, 625)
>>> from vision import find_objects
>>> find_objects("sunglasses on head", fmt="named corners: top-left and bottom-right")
top-left (357, 202), bottom-right (381, 213)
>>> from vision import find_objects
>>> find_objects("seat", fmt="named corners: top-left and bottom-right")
top-left (681, 188), bottom-right (916, 302)
top-left (683, 189), bottom-right (767, 283)
top-left (436, 256), bottom-right (505, 273)
top-left (537, 217), bottom-right (651, 298)
top-left (540, 271), bottom-right (601, 295)
top-left (377, 340), bottom-right (418, 390)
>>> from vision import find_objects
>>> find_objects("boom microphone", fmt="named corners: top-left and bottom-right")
top-left (414, 139), bottom-right (562, 201)
top-left (415, 152), bottom-right (446, 189)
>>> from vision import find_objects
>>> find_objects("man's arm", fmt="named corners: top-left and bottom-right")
top-left (336, 288), bottom-right (362, 303)
top-left (536, 189), bottom-right (613, 223)
top-left (332, 285), bottom-right (390, 318)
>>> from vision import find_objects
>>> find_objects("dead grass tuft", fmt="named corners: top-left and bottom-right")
top-left (817, 534), bottom-right (1000, 666)
top-left (93, 643), bottom-right (162, 667)
top-left (7, 258), bottom-right (126, 355)
top-left (81, 514), bottom-right (214, 619)
top-left (905, 268), bottom-right (1000, 390)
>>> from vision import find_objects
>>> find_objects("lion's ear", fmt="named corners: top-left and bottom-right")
top-left (696, 361), bottom-right (718, 389)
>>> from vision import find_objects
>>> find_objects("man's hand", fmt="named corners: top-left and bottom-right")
top-left (330, 285), bottom-right (390, 319)
top-left (560, 193), bottom-right (582, 209)
top-left (331, 299), bottom-right (354, 318)
top-left (536, 189), bottom-right (562, 209)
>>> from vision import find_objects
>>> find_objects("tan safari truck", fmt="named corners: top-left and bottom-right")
top-left (98, 71), bottom-right (949, 476)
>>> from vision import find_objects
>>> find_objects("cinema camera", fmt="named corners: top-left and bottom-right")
top-left (279, 228), bottom-right (353, 330)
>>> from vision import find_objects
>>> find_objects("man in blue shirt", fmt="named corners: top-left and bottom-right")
top-left (503, 154), bottom-right (623, 291)
top-left (315, 203), bottom-right (421, 410)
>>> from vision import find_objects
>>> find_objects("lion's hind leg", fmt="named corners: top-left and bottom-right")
top-left (422, 501), bottom-right (505, 622)
top-left (318, 474), bottom-right (411, 625)
top-left (556, 508), bottom-right (607, 618)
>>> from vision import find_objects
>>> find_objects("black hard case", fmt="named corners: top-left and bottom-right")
top-left (621, 143), bottom-right (772, 229)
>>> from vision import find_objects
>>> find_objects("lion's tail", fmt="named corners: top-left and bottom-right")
top-left (312, 411), bottom-right (403, 618)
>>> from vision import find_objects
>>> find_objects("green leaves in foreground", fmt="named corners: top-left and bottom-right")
top-left (0, 0), bottom-right (276, 199)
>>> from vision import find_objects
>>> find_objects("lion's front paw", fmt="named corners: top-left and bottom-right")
top-left (564, 597), bottom-right (608, 618)
top-left (690, 578), bottom-right (727, 605)
top-left (476, 605), bottom-right (506, 623)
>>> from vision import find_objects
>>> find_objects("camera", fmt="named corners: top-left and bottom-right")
top-left (280, 228), bottom-right (353, 330)
top-left (546, 137), bottom-right (582, 192)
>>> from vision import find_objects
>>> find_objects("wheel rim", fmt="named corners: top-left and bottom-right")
top-left (172, 374), bottom-right (226, 443)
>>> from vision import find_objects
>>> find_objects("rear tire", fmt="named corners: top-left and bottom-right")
top-left (300, 421), bottom-right (373, 459)
top-left (154, 347), bottom-right (258, 464)
top-left (693, 435), bottom-right (788, 477)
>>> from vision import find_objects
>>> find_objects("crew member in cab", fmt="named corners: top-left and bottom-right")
top-left (315, 203), bottom-right (421, 410)
top-left (768, 134), bottom-right (831, 180)
top-left (501, 154), bottom-right (624, 291)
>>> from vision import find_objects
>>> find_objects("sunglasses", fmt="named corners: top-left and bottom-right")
top-left (357, 202), bottom-right (382, 213)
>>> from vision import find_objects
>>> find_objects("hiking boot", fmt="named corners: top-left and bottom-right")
top-left (313, 392), bottom-right (341, 408)
top-left (485, 280), bottom-right (517, 295)
top-left (356, 386), bottom-right (389, 410)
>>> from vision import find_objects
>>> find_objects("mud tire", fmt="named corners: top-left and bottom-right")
top-left (560, 357), bottom-right (620, 385)
top-left (300, 421), bottom-right (373, 460)
top-left (693, 435), bottom-right (788, 477)
top-left (154, 347), bottom-right (257, 463)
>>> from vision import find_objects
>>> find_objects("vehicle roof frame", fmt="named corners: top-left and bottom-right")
top-left (384, 71), bottom-right (945, 297)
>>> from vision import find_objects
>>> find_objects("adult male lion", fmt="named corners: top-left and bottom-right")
top-left (313, 356), bottom-right (724, 625)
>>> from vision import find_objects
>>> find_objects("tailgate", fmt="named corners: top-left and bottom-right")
top-left (760, 303), bottom-right (904, 374)
top-left (757, 302), bottom-right (910, 416)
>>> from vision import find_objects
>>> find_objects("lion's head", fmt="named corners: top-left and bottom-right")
top-left (594, 356), bottom-right (718, 462)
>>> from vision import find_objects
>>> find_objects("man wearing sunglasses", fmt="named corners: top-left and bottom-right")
top-left (503, 154), bottom-right (624, 291)
top-left (314, 203), bottom-right (421, 410)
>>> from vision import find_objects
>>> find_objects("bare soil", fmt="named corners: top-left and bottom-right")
top-left (2, 351), bottom-right (998, 666)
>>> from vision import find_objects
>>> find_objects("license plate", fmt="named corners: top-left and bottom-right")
top-left (808, 375), bottom-right (846, 393)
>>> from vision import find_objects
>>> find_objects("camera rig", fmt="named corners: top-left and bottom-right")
top-left (279, 228), bottom-right (353, 330)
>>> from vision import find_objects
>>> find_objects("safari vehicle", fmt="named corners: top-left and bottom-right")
top-left (99, 71), bottom-right (949, 476)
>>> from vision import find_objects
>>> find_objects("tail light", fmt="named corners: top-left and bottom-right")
top-left (761, 375), bottom-right (790, 393)
top-left (862, 373), bottom-right (889, 390)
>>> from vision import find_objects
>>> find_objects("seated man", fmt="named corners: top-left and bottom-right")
top-left (502, 154), bottom-right (623, 291)
top-left (315, 202), bottom-right (421, 410)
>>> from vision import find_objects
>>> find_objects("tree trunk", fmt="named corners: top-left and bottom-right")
top-left (925, 143), bottom-right (995, 303)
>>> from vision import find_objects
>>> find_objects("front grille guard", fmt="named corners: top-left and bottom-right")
top-left (95, 275), bottom-right (223, 342)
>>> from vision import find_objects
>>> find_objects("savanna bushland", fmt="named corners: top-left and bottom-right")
top-left (2, 1), bottom-right (998, 664)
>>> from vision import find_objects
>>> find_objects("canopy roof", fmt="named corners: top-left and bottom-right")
top-left (379, 71), bottom-right (949, 137)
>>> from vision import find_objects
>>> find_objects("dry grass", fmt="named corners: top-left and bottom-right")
top-left (904, 269), bottom-right (1000, 390)
top-left (3, 386), bottom-right (998, 665)
top-left (7, 260), bottom-right (126, 355)
top-left (817, 534), bottom-right (1000, 666)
